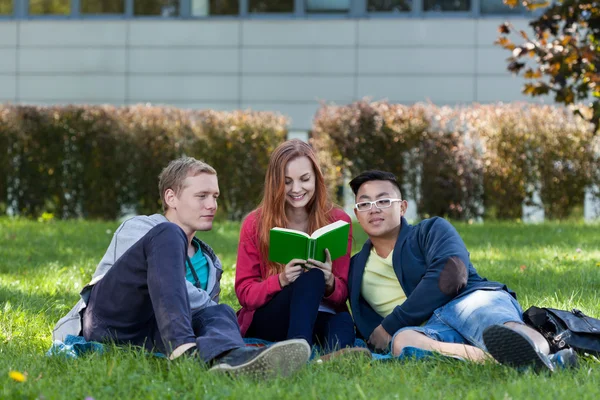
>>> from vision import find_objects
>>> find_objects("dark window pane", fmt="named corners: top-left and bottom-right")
top-left (135, 0), bottom-right (180, 16)
top-left (424, 0), bottom-right (470, 11)
top-left (0, 0), bottom-right (13, 15)
top-left (306, 0), bottom-right (350, 13)
top-left (249, 0), bottom-right (294, 13)
top-left (192, 0), bottom-right (239, 15)
top-left (481, 0), bottom-right (525, 14)
top-left (81, 0), bottom-right (125, 13)
top-left (29, 0), bottom-right (71, 15)
top-left (368, 0), bottom-right (411, 12)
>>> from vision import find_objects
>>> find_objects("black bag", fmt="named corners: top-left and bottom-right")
top-left (523, 306), bottom-right (600, 356)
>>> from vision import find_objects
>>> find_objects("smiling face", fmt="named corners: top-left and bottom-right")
top-left (354, 180), bottom-right (407, 239)
top-left (284, 156), bottom-right (316, 211)
top-left (164, 173), bottom-right (219, 235)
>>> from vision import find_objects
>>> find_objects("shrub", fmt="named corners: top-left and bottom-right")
top-left (0, 105), bottom-right (288, 220)
top-left (189, 110), bottom-right (288, 220)
top-left (311, 101), bottom-right (429, 206)
top-left (474, 104), bottom-right (598, 219)
top-left (312, 101), bottom-right (598, 220)
top-left (312, 101), bottom-right (484, 220)
top-left (417, 106), bottom-right (484, 220)
top-left (0, 106), bottom-right (13, 214)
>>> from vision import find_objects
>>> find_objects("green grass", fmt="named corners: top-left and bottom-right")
top-left (1, 217), bottom-right (600, 399)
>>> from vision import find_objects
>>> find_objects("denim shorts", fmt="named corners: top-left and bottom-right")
top-left (391, 289), bottom-right (523, 352)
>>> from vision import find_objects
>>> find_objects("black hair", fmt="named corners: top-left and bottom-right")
top-left (348, 170), bottom-right (402, 197)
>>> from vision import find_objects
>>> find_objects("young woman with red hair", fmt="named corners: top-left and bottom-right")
top-left (235, 139), bottom-right (360, 357)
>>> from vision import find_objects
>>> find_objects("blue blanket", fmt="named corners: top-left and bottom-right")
top-left (47, 335), bottom-right (394, 360)
top-left (47, 335), bottom-right (459, 362)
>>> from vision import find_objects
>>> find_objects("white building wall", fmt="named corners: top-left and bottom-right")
top-left (0, 18), bottom-right (548, 130)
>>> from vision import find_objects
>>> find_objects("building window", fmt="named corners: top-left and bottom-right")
top-left (0, 0), bottom-right (12, 15)
top-left (29, 0), bottom-right (71, 15)
top-left (480, 0), bottom-right (524, 14)
top-left (249, 0), bottom-right (294, 13)
top-left (191, 0), bottom-right (239, 15)
top-left (134, 0), bottom-right (180, 16)
top-left (81, 0), bottom-right (125, 13)
top-left (424, 0), bottom-right (470, 11)
top-left (306, 0), bottom-right (351, 13)
top-left (367, 0), bottom-right (411, 12)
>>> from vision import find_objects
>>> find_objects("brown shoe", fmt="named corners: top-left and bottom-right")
top-left (316, 347), bottom-right (372, 363)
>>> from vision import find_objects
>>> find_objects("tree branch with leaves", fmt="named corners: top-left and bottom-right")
top-left (497, 0), bottom-right (600, 133)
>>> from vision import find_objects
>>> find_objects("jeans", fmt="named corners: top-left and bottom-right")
top-left (82, 222), bottom-right (244, 362)
top-left (391, 289), bottom-right (523, 352)
top-left (246, 268), bottom-right (355, 353)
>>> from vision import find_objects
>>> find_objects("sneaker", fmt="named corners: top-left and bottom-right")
top-left (482, 324), bottom-right (555, 372)
top-left (315, 347), bottom-right (372, 363)
top-left (209, 339), bottom-right (310, 379)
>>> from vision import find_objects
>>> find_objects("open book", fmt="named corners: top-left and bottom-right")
top-left (268, 220), bottom-right (350, 264)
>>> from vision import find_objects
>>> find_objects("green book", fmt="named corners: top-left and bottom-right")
top-left (268, 220), bottom-right (350, 264)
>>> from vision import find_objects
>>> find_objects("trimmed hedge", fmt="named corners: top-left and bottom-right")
top-left (312, 101), bottom-right (599, 220)
top-left (0, 105), bottom-right (288, 220)
top-left (3, 102), bottom-right (597, 221)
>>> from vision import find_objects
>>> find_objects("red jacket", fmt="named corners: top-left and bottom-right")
top-left (235, 207), bottom-right (352, 336)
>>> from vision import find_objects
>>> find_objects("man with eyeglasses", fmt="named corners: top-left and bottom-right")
top-left (346, 170), bottom-right (577, 372)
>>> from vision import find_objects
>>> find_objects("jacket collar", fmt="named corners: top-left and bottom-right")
top-left (392, 216), bottom-right (412, 268)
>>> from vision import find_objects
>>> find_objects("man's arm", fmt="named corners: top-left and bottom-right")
top-left (380, 218), bottom-right (469, 335)
top-left (94, 216), bottom-right (217, 310)
top-left (90, 216), bottom-right (158, 283)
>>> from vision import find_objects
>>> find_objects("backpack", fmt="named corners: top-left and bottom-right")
top-left (523, 306), bottom-right (600, 356)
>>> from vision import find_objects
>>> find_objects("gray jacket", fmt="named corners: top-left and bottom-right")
top-left (52, 214), bottom-right (223, 342)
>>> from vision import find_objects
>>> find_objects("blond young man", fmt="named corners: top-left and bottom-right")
top-left (53, 157), bottom-right (310, 378)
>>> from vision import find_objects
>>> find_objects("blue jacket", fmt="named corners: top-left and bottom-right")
top-left (349, 217), bottom-right (514, 339)
top-left (52, 214), bottom-right (222, 342)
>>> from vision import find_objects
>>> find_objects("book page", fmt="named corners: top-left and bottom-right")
top-left (310, 220), bottom-right (349, 239)
top-left (271, 227), bottom-right (311, 239)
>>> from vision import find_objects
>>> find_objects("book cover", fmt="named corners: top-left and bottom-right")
top-left (268, 220), bottom-right (350, 264)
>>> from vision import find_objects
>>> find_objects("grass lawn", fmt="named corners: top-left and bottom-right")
top-left (1, 217), bottom-right (600, 399)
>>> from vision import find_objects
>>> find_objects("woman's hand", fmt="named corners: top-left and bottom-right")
top-left (307, 249), bottom-right (335, 295)
top-left (278, 258), bottom-right (306, 288)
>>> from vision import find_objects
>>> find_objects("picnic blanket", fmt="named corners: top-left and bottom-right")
top-left (47, 335), bottom-right (395, 361)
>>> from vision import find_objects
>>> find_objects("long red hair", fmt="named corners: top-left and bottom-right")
top-left (257, 139), bottom-right (333, 276)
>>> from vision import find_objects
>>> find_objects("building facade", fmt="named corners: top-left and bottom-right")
top-left (0, 0), bottom-right (545, 132)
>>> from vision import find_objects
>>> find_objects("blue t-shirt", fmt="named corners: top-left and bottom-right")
top-left (185, 238), bottom-right (209, 290)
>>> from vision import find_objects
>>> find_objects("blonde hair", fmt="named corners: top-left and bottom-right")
top-left (158, 156), bottom-right (216, 212)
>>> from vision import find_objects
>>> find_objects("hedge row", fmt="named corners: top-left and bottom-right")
top-left (2, 102), bottom-right (598, 221)
top-left (0, 105), bottom-right (287, 220)
top-left (311, 101), bottom-right (600, 220)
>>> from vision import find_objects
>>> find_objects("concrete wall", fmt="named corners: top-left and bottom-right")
top-left (0, 18), bottom-right (548, 130)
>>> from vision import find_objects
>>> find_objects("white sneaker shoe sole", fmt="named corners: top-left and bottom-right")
top-left (209, 339), bottom-right (311, 379)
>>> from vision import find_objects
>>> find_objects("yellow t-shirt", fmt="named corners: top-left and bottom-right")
top-left (361, 248), bottom-right (407, 318)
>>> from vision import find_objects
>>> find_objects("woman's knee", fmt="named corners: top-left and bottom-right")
top-left (335, 311), bottom-right (355, 328)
